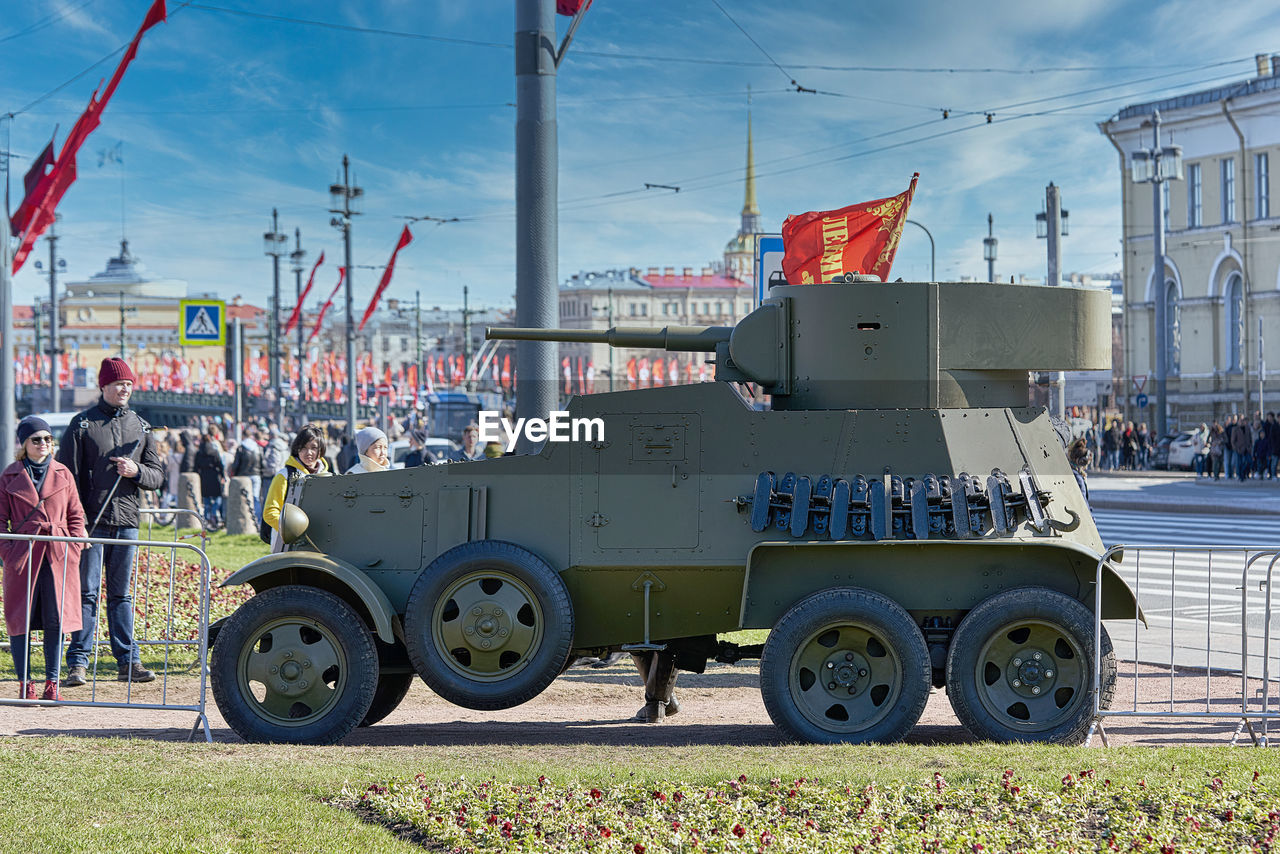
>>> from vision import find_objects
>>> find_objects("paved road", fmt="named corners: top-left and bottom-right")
top-left (1092, 506), bottom-right (1280, 679)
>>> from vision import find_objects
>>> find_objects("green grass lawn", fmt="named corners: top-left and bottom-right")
top-left (4, 526), bottom-right (1278, 852)
top-left (0, 741), bottom-right (1277, 853)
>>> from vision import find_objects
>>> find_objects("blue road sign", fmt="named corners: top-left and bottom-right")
top-left (179, 299), bottom-right (226, 346)
top-left (754, 233), bottom-right (784, 305)
top-left (1136, 393), bottom-right (1149, 408)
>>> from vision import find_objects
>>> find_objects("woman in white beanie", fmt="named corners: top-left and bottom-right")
top-left (346, 426), bottom-right (390, 474)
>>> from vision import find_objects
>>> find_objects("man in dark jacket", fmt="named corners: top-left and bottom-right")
top-left (57, 358), bottom-right (165, 686)
top-left (401, 429), bottom-right (436, 467)
top-left (228, 430), bottom-right (264, 518)
top-left (195, 428), bottom-right (228, 528)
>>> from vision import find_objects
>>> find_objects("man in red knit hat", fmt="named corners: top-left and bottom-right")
top-left (56, 357), bottom-right (165, 686)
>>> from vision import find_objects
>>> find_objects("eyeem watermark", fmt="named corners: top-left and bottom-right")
top-left (478, 411), bottom-right (604, 452)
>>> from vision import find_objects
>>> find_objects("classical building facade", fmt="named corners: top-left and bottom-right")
top-left (1100, 56), bottom-right (1280, 427)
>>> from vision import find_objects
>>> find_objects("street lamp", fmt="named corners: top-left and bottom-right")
top-left (289, 228), bottom-right (307, 424)
top-left (982, 213), bottom-right (997, 283)
top-left (1036, 183), bottom-right (1070, 418)
top-left (904, 219), bottom-right (935, 281)
top-left (1129, 109), bottom-right (1183, 438)
top-left (329, 155), bottom-right (364, 435)
top-left (263, 208), bottom-right (288, 422)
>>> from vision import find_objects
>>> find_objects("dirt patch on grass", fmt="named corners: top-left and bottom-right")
top-left (0, 658), bottom-right (1269, 748)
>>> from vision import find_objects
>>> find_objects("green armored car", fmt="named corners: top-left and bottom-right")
top-left (210, 277), bottom-right (1130, 745)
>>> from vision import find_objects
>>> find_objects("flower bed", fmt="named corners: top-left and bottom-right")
top-left (341, 770), bottom-right (1280, 853)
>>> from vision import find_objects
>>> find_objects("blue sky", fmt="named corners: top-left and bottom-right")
top-left (4, 0), bottom-right (1280, 314)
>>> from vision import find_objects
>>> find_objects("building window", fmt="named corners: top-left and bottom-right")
top-left (640, 304), bottom-right (647, 316)
top-left (702, 302), bottom-right (710, 314)
top-left (1165, 279), bottom-right (1180, 376)
top-left (1257, 152), bottom-right (1270, 219)
top-left (1222, 158), bottom-right (1235, 223)
top-left (1162, 181), bottom-right (1170, 231)
top-left (1226, 272), bottom-right (1244, 372)
top-left (1187, 163), bottom-right (1201, 227)
top-left (662, 303), bottom-right (669, 316)
top-left (629, 303), bottom-right (637, 316)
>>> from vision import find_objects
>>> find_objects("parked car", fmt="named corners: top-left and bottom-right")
top-left (1154, 431), bottom-right (1199, 470)
top-left (386, 436), bottom-right (461, 468)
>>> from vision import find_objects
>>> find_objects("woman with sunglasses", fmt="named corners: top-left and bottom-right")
top-left (0, 416), bottom-right (87, 700)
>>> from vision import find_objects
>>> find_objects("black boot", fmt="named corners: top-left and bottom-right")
top-left (635, 651), bottom-right (679, 723)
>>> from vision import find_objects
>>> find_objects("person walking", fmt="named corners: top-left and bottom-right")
top-left (1208, 422), bottom-right (1226, 480)
top-left (195, 427), bottom-right (227, 529)
top-left (228, 429), bottom-right (264, 519)
top-left (1230, 416), bottom-right (1252, 482)
top-left (0, 417), bottom-right (87, 700)
top-left (57, 358), bottom-right (164, 686)
top-left (1102, 420), bottom-right (1119, 471)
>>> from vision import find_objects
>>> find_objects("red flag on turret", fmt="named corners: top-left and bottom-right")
top-left (781, 173), bottom-right (918, 284)
top-left (358, 226), bottom-right (413, 331)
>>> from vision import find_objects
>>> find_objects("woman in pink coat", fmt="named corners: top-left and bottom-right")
top-left (0, 416), bottom-right (87, 701)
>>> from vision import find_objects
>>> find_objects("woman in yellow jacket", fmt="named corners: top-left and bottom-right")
top-left (262, 424), bottom-right (330, 552)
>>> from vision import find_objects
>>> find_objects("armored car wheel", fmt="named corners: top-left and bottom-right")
top-left (760, 587), bottom-right (931, 744)
top-left (404, 540), bottom-right (574, 711)
top-left (945, 587), bottom-right (1115, 744)
top-left (210, 585), bottom-right (379, 745)
top-left (359, 672), bottom-right (414, 727)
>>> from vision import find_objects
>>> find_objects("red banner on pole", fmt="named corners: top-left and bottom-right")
top-left (284, 250), bottom-right (324, 335)
top-left (11, 0), bottom-right (166, 274)
top-left (358, 226), bottom-right (413, 331)
top-left (308, 267), bottom-right (345, 344)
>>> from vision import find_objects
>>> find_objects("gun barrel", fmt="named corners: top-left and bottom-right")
top-left (486, 325), bottom-right (731, 352)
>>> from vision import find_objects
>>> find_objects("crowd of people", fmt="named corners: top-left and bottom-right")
top-left (1071, 413), bottom-right (1280, 482)
top-left (0, 354), bottom-right (515, 701)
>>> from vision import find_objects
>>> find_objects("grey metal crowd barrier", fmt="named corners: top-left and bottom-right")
top-left (0, 518), bottom-right (213, 743)
top-left (1089, 544), bottom-right (1280, 747)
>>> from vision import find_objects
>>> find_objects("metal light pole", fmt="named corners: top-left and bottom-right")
top-left (514, 0), bottom-right (559, 451)
top-left (904, 219), bottom-right (934, 281)
top-left (1036, 184), bottom-right (1070, 418)
top-left (117, 291), bottom-right (136, 360)
top-left (290, 228), bottom-right (306, 425)
top-left (415, 290), bottom-right (424, 402)
top-left (329, 155), bottom-right (364, 435)
top-left (983, 213), bottom-right (997, 284)
top-left (36, 217), bottom-right (65, 412)
top-left (1259, 316), bottom-right (1265, 416)
top-left (263, 209), bottom-right (288, 424)
top-left (1128, 110), bottom-right (1182, 438)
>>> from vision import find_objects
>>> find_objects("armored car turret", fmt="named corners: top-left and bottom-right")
top-left (211, 278), bottom-right (1129, 747)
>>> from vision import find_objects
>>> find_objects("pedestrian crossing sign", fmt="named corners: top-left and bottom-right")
top-left (179, 299), bottom-right (226, 346)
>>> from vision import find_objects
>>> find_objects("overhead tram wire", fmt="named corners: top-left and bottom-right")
top-left (0, 0), bottom-right (99, 46)
top-left (183, 3), bottom-right (1254, 77)
top-left (551, 65), bottom-right (1259, 216)
top-left (6, 1), bottom-right (195, 117)
top-left (386, 61), bottom-right (1262, 225)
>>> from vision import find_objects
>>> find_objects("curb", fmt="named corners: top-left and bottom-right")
top-left (1091, 498), bottom-right (1280, 517)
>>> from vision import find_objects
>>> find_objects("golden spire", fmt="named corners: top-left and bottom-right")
top-left (741, 107), bottom-right (759, 218)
